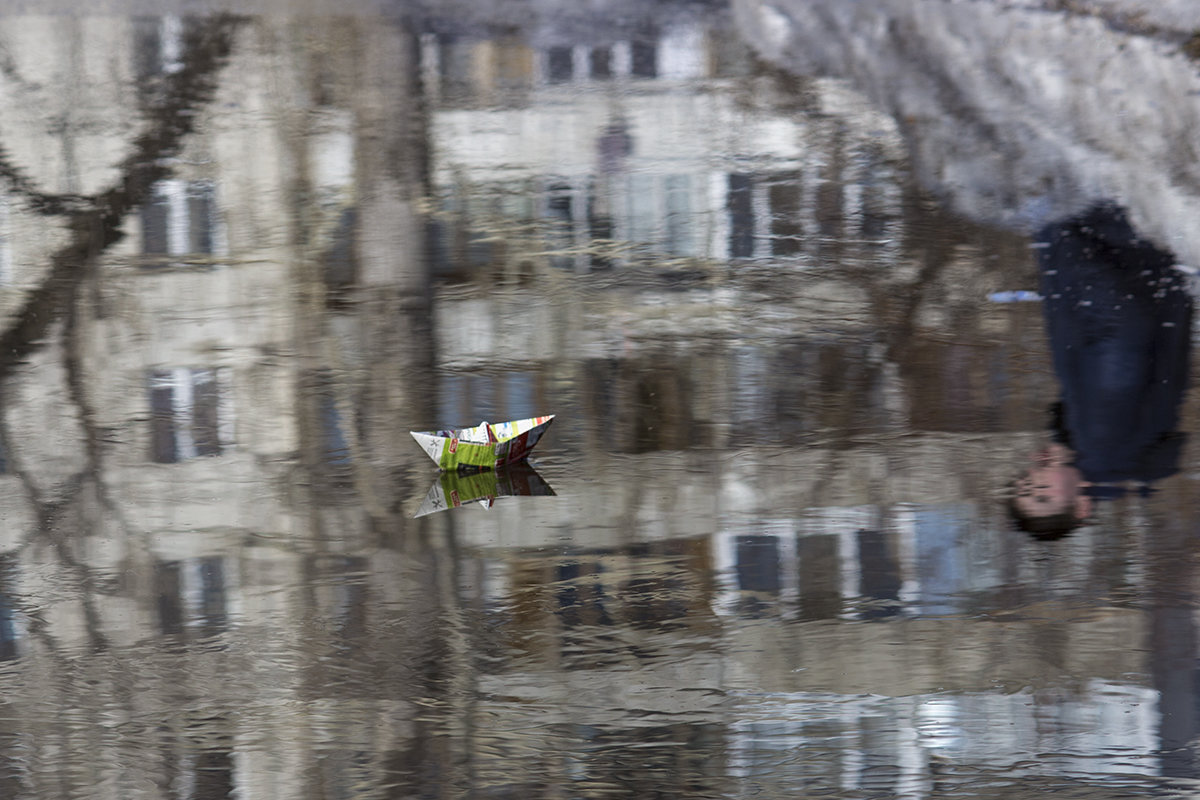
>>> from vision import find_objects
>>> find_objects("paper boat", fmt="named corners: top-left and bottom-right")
top-left (410, 415), bottom-right (554, 472)
top-left (414, 462), bottom-right (556, 517)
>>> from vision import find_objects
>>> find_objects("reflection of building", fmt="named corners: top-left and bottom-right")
top-left (425, 21), bottom-right (904, 276)
top-left (441, 499), bottom-right (1161, 795)
top-left (0, 5), bottom-right (1185, 799)
top-left (0, 12), bottom-right (438, 799)
top-left (423, 17), bottom-right (1052, 459)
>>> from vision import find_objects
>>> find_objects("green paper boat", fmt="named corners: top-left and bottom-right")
top-left (410, 415), bottom-right (554, 472)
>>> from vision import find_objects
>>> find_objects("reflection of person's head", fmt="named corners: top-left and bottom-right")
top-left (1009, 443), bottom-right (1092, 540)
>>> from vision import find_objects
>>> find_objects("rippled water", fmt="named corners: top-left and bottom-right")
top-left (0, 2), bottom-right (1198, 798)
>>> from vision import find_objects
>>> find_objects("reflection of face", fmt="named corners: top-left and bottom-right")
top-left (1014, 452), bottom-right (1093, 521)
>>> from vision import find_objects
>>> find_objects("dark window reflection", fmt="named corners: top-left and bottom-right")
top-left (580, 356), bottom-right (701, 453)
top-left (546, 185), bottom-right (573, 222)
top-left (555, 561), bottom-right (611, 629)
top-left (581, 723), bottom-right (726, 798)
top-left (150, 377), bottom-right (177, 464)
top-left (547, 46), bottom-right (573, 83)
top-left (596, 123), bottom-right (633, 174)
top-left (769, 174), bottom-right (802, 256)
top-left (736, 535), bottom-right (780, 593)
top-left (192, 747), bottom-right (235, 800)
top-left (436, 34), bottom-right (475, 101)
top-left (631, 40), bottom-right (657, 78)
top-left (306, 370), bottom-right (352, 467)
top-left (815, 138), bottom-right (844, 239)
top-left (588, 211), bottom-right (613, 270)
top-left (191, 373), bottom-right (221, 457)
top-left (323, 207), bottom-right (358, 306)
top-left (155, 560), bottom-right (184, 636)
top-left (590, 46), bottom-right (612, 79)
top-left (197, 556), bottom-right (227, 636)
top-left (155, 557), bottom-right (227, 639)
top-left (859, 715), bottom-right (902, 794)
top-left (0, 556), bottom-right (18, 661)
top-left (857, 530), bottom-right (901, 619)
top-left (141, 180), bottom-right (217, 264)
top-left (133, 15), bottom-right (187, 85)
top-left (162, 712), bottom-right (235, 800)
top-left (728, 173), bottom-right (755, 258)
top-left (545, 182), bottom-right (575, 269)
top-left (728, 341), bottom-right (885, 447)
top-left (797, 534), bottom-right (841, 620)
top-left (187, 186), bottom-right (214, 253)
top-left (148, 368), bottom-right (229, 463)
top-left (857, 143), bottom-right (892, 239)
top-left (141, 189), bottom-right (170, 255)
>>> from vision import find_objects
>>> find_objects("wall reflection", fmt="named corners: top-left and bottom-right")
top-left (0, 4), bottom-right (1188, 799)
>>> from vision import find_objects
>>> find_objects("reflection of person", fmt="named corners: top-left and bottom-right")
top-left (1011, 202), bottom-right (1193, 538)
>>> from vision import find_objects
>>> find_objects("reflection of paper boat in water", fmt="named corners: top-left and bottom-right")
top-left (410, 415), bottom-right (554, 472)
top-left (415, 463), bottom-right (556, 517)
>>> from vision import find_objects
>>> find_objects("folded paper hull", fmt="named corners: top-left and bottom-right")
top-left (410, 415), bottom-right (554, 471)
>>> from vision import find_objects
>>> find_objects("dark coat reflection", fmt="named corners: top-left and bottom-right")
top-left (1036, 202), bottom-right (1192, 491)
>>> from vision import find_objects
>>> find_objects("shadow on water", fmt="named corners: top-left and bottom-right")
top-left (0, 1), bottom-right (1196, 798)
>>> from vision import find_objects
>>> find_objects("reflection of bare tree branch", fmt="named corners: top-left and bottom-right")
top-left (0, 380), bottom-right (105, 652)
top-left (0, 150), bottom-right (91, 216)
top-left (0, 15), bottom-right (244, 381)
top-left (0, 41), bottom-right (94, 215)
top-left (0, 15), bottom-right (245, 655)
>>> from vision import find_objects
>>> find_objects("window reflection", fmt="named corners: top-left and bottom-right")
top-left (727, 174), bottom-right (755, 259)
top-left (161, 715), bottom-right (235, 800)
top-left (546, 46), bottom-right (573, 83)
top-left (735, 535), bottom-right (780, 595)
top-left (148, 368), bottom-right (231, 463)
top-left (797, 534), bottom-right (841, 621)
top-left (589, 46), bottom-right (612, 80)
top-left (133, 15), bottom-right (185, 84)
top-left (154, 556), bottom-right (228, 638)
top-left (140, 179), bottom-right (218, 266)
top-left (322, 207), bottom-right (357, 307)
top-left (630, 39), bottom-right (657, 78)
top-left (857, 530), bottom-right (901, 619)
top-left (506, 540), bottom-right (716, 664)
top-left (0, 556), bottom-right (17, 662)
top-left (575, 723), bottom-right (726, 797)
top-left (555, 560), bottom-right (612, 630)
top-left (768, 173), bottom-right (802, 256)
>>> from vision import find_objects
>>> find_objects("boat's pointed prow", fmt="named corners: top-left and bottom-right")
top-left (411, 431), bottom-right (447, 466)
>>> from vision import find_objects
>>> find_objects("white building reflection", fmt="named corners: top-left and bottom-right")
top-left (0, 5), bottom-right (1188, 799)
top-left (424, 20), bottom-right (903, 277)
